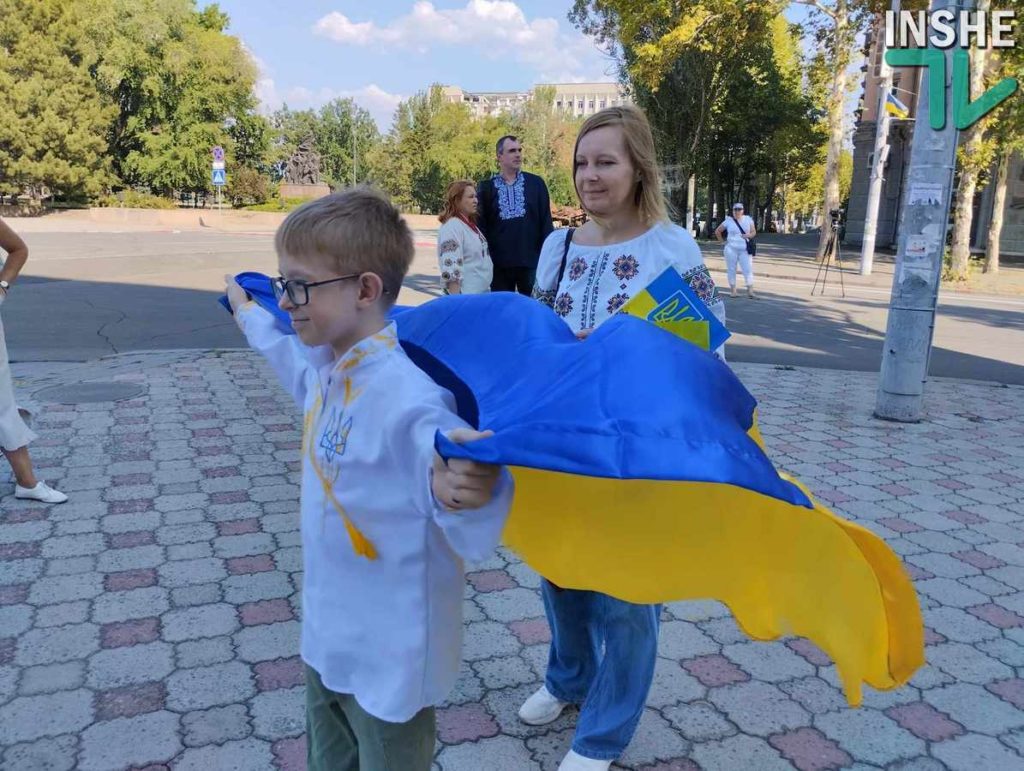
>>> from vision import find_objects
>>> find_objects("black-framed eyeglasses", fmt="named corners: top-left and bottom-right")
top-left (271, 274), bottom-right (360, 307)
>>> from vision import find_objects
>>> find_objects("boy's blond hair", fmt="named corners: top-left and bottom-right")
top-left (275, 187), bottom-right (414, 306)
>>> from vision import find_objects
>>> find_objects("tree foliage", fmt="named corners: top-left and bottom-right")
top-left (571, 0), bottom-right (824, 232)
top-left (0, 0), bottom-right (116, 200)
top-left (1, 0), bottom-right (257, 202)
top-left (365, 86), bottom-right (581, 214)
top-left (270, 99), bottom-right (380, 190)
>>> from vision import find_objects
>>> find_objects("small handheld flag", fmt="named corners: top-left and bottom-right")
top-left (619, 267), bottom-right (731, 351)
top-left (885, 91), bottom-right (910, 119)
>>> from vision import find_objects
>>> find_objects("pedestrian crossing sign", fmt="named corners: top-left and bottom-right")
top-left (212, 168), bottom-right (227, 186)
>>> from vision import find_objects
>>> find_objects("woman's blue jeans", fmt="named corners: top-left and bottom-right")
top-left (541, 579), bottom-right (661, 761)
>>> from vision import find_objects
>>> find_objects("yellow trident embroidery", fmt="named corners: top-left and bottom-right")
top-left (303, 391), bottom-right (378, 560)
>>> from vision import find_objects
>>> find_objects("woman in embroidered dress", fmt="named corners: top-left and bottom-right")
top-left (523, 106), bottom-right (725, 771)
top-left (437, 180), bottom-right (493, 295)
top-left (0, 218), bottom-right (67, 504)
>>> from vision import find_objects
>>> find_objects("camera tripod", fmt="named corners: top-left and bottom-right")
top-left (811, 220), bottom-right (846, 298)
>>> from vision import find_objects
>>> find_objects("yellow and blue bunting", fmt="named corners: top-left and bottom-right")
top-left (221, 276), bottom-right (924, 707)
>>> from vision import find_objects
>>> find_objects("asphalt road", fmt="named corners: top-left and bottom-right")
top-left (4, 230), bottom-right (1023, 385)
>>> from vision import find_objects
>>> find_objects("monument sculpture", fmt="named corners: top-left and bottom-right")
top-left (280, 135), bottom-right (330, 200)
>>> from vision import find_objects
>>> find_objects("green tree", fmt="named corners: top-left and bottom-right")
top-left (314, 99), bottom-right (380, 189)
top-left (79, 0), bottom-right (257, 199)
top-left (270, 101), bottom-right (381, 190)
top-left (370, 86), bottom-right (500, 213)
top-left (571, 1), bottom-right (822, 230)
top-left (509, 87), bottom-right (581, 206)
top-left (0, 0), bottom-right (115, 201)
top-left (225, 166), bottom-right (270, 206)
top-left (227, 111), bottom-right (273, 172)
top-left (980, 1), bottom-right (1024, 274)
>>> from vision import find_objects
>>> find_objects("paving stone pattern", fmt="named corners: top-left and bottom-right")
top-left (1, 351), bottom-right (1023, 770)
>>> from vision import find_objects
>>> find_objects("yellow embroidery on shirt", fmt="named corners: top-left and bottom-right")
top-left (304, 392), bottom-right (377, 560)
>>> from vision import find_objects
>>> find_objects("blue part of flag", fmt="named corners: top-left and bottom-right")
top-left (219, 272), bottom-right (809, 508)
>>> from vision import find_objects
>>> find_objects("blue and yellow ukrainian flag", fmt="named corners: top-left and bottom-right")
top-left (222, 276), bottom-right (924, 708)
top-left (619, 267), bottom-right (730, 351)
top-left (885, 91), bottom-right (910, 119)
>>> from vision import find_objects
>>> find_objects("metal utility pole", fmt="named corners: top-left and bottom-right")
top-left (875, 0), bottom-right (968, 422)
top-left (860, 0), bottom-right (900, 276)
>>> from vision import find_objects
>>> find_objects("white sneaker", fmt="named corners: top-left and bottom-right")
top-left (518, 685), bottom-right (569, 725)
top-left (15, 481), bottom-right (68, 504)
top-left (558, 750), bottom-right (612, 771)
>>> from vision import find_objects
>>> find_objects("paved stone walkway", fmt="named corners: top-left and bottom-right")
top-left (1, 351), bottom-right (1023, 770)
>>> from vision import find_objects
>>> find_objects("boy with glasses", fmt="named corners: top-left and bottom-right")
top-left (224, 188), bottom-right (512, 771)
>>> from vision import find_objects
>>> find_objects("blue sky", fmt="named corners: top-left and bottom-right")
top-left (211, 1), bottom-right (819, 131)
top-left (211, 0), bottom-right (621, 129)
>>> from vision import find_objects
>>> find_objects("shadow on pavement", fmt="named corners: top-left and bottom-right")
top-left (4, 274), bottom-right (1022, 385)
top-left (723, 289), bottom-right (1024, 385)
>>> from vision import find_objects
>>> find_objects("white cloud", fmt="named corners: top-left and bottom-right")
top-left (242, 39), bottom-right (403, 129)
top-left (259, 81), bottom-right (405, 130)
top-left (313, 0), bottom-right (608, 80)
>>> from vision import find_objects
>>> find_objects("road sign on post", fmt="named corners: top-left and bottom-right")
top-left (212, 146), bottom-right (225, 163)
top-left (211, 168), bottom-right (226, 186)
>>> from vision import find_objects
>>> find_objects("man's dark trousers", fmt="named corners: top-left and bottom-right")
top-left (491, 266), bottom-right (536, 295)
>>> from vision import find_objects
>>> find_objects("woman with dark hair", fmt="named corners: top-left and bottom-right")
top-left (437, 180), bottom-right (492, 295)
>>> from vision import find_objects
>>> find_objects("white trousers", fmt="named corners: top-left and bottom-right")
top-left (724, 243), bottom-right (754, 288)
top-left (0, 311), bottom-right (36, 452)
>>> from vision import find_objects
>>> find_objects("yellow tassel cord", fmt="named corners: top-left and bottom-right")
top-left (303, 393), bottom-right (378, 560)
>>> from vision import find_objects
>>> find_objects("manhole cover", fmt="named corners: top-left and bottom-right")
top-left (34, 382), bottom-right (146, 405)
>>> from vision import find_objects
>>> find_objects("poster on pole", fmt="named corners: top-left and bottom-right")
top-left (908, 183), bottom-right (943, 206)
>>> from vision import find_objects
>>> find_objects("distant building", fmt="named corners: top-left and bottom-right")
top-left (847, 16), bottom-right (1024, 255)
top-left (442, 82), bottom-right (630, 119)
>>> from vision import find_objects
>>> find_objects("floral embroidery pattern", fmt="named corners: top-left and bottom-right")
top-left (493, 173), bottom-right (526, 220)
top-left (554, 292), bottom-right (574, 317)
top-left (682, 265), bottom-right (722, 306)
top-left (606, 293), bottom-right (630, 314)
top-left (612, 254), bottom-right (640, 281)
top-left (439, 235), bottom-right (463, 291)
top-left (567, 257), bottom-right (587, 282)
top-left (533, 287), bottom-right (557, 309)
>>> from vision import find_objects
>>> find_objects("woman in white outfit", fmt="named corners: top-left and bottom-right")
top-left (0, 218), bottom-right (67, 504)
top-left (437, 180), bottom-right (493, 295)
top-left (715, 202), bottom-right (756, 298)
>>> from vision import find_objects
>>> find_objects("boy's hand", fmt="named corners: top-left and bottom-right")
top-left (576, 328), bottom-right (594, 340)
top-left (432, 428), bottom-right (501, 511)
top-left (224, 274), bottom-right (249, 313)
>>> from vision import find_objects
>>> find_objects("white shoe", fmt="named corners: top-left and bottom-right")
top-left (15, 481), bottom-right (68, 504)
top-left (518, 685), bottom-right (569, 725)
top-left (558, 750), bottom-right (612, 771)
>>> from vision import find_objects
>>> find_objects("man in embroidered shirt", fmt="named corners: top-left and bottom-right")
top-left (477, 135), bottom-right (554, 295)
top-left (226, 188), bottom-right (513, 771)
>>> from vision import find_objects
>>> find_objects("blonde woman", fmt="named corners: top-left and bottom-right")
top-left (525, 106), bottom-right (725, 771)
top-left (437, 180), bottom-right (493, 295)
top-left (0, 219), bottom-right (67, 504)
